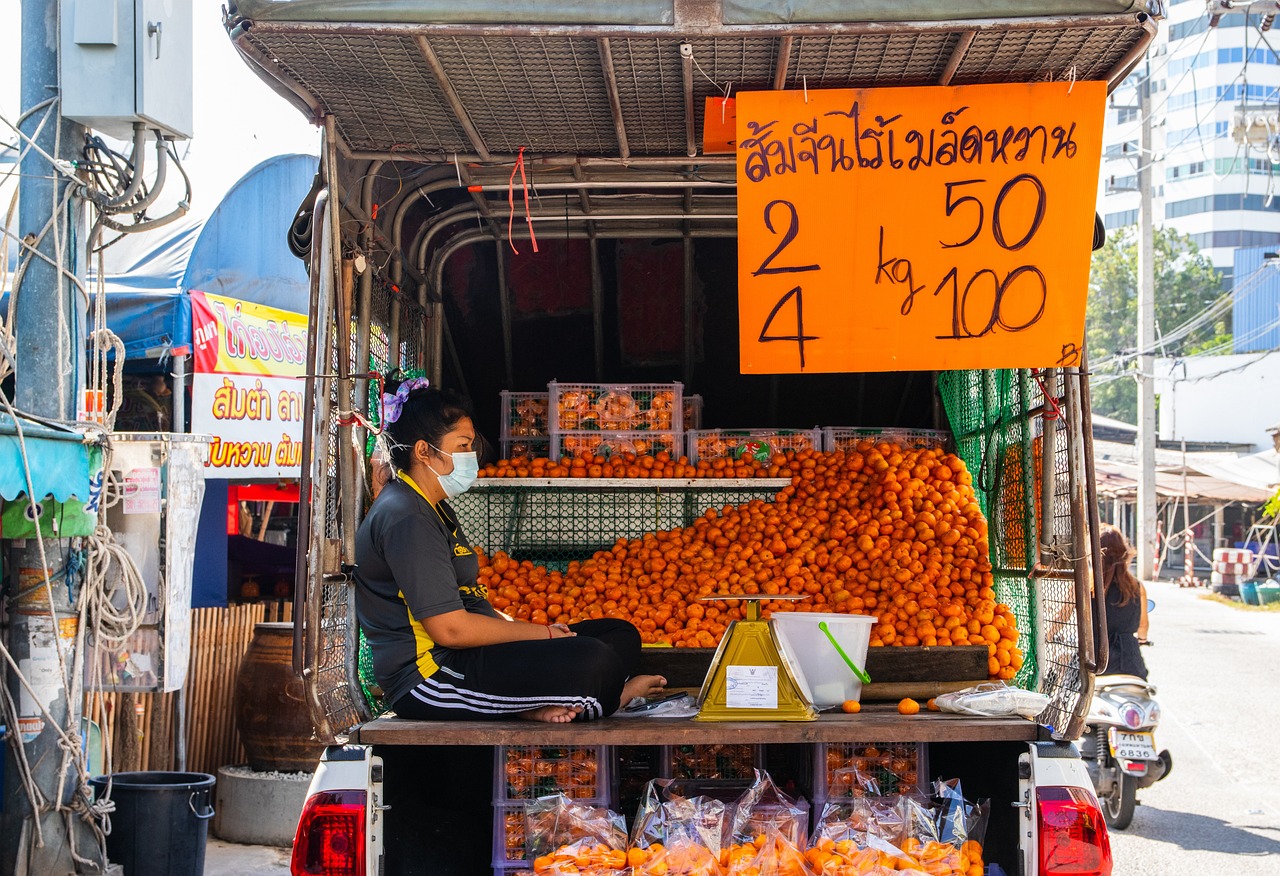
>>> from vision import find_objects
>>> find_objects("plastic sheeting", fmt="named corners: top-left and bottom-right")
top-left (0, 414), bottom-right (95, 503)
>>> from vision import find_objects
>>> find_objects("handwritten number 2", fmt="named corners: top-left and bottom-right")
top-left (754, 200), bottom-right (821, 276)
top-left (759, 286), bottom-right (819, 369)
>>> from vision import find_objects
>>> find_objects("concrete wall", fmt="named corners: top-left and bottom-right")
top-left (1155, 353), bottom-right (1280, 449)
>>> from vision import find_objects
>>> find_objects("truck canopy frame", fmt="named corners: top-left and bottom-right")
top-left (225, 0), bottom-right (1132, 744)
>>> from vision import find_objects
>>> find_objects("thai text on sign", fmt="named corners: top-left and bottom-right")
top-left (190, 290), bottom-right (308, 478)
top-left (736, 82), bottom-right (1106, 374)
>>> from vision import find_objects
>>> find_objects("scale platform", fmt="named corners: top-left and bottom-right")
top-left (694, 595), bottom-right (817, 722)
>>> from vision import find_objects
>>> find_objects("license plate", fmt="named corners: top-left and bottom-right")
top-left (1109, 729), bottom-right (1157, 761)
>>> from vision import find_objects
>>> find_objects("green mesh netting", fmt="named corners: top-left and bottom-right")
top-left (357, 628), bottom-right (389, 717)
top-left (937, 369), bottom-right (1040, 689)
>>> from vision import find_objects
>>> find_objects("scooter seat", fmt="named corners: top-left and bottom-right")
top-left (1096, 674), bottom-right (1154, 692)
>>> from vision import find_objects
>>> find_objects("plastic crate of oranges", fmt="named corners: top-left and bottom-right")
top-left (495, 745), bottom-right (610, 803)
top-left (686, 428), bottom-right (822, 464)
top-left (493, 803), bottom-right (533, 868)
top-left (664, 744), bottom-right (764, 781)
top-left (500, 391), bottom-right (551, 460)
top-left (552, 431), bottom-right (683, 463)
top-left (683, 394), bottom-right (703, 430)
top-left (822, 427), bottom-right (950, 454)
top-left (548, 382), bottom-right (682, 432)
top-left (815, 742), bottom-right (923, 800)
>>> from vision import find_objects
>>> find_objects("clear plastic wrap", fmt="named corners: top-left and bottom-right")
top-left (723, 833), bottom-right (812, 876)
top-left (728, 770), bottom-right (810, 849)
top-left (934, 681), bottom-right (1050, 718)
top-left (808, 780), bottom-right (990, 876)
top-left (525, 794), bottom-right (628, 866)
top-left (630, 779), bottom-right (728, 874)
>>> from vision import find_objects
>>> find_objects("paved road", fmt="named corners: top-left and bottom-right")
top-left (1107, 582), bottom-right (1280, 875)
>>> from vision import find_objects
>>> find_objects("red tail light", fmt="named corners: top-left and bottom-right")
top-left (291, 790), bottom-right (367, 876)
top-left (1037, 786), bottom-right (1113, 876)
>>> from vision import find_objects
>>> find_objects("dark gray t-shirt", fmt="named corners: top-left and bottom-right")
top-left (353, 477), bottom-right (498, 706)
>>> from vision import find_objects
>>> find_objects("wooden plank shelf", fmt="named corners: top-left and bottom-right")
top-left (351, 702), bottom-right (1039, 747)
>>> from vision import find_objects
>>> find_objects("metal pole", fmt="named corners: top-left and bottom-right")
top-left (171, 354), bottom-right (186, 432)
top-left (4, 2), bottom-right (99, 872)
top-left (1136, 72), bottom-right (1158, 584)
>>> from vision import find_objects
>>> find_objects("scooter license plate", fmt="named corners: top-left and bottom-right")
top-left (1109, 729), bottom-right (1157, 761)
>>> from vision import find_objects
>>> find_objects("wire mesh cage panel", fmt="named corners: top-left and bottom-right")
top-left (937, 368), bottom-right (1092, 738)
top-left (686, 428), bottom-right (822, 463)
top-left (822, 427), bottom-right (952, 454)
top-left (453, 481), bottom-right (789, 569)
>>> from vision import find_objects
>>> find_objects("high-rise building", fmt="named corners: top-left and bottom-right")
top-left (1099, 4), bottom-right (1280, 288)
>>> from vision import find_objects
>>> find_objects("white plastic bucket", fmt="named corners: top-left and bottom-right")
top-left (771, 612), bottom-right (876, 709)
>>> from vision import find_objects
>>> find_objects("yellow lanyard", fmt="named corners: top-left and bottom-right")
top-left (397, 471), bottom-right (452, 531)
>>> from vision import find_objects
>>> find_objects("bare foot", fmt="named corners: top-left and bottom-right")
top-left (519, 705), bottom-right (582, 723)
top-left (620, 675), bottom-right (667, 709)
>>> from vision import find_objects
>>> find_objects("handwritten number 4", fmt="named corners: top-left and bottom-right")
top-left (759, 286), bottom-right (819, 369)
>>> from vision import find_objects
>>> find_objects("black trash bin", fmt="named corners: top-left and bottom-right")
top-left (89, 771), bottom-right (215, 876)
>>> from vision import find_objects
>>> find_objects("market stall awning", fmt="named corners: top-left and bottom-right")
top-left (1094, 458), bottom-right (1276, 504)
top-left (0, 414), bottom-right (98, 503)
top-left (225, 1), bottom-right (1157, 165)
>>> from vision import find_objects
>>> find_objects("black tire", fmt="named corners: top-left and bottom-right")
top-left (1103, 773), bottom-right (1137, 830)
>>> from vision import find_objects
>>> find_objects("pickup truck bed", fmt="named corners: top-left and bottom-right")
top-left (352, 703), bottom-right (1042, 745)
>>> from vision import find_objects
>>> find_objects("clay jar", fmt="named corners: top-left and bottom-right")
top-left (233, 622), bottom-right (324, 772)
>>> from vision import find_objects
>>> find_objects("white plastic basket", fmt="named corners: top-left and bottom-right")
top-left (686, 428), bottom-right (822, 463)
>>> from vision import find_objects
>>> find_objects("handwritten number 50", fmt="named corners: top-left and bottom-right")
top-left (940, 174), bottom-right (1046, 251)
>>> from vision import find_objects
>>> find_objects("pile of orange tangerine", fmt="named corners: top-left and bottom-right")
top-left (479, 451), bottom-right (787, 480)
top-left (479, 443), bottom-right (1023, 680)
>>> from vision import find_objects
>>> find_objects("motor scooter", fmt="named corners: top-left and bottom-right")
top-left (1078, 633), bottom-right (1173, 829)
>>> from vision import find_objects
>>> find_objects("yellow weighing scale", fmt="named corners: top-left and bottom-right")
top-left (694, 595), bottom-right (817, 722)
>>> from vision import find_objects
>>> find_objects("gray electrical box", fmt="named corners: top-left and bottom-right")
top-left (60, 0), bottom-right (193, 140)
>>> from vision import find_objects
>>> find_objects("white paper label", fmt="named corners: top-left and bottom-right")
top-left (725, 665), bottom-right (778, 709)
top-left (123, 467), bottom-right (161, 514)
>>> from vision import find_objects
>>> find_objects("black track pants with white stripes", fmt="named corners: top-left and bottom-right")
top-left (392, 619), bottom-right (642, 721)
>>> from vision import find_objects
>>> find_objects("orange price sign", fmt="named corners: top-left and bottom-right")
top-left (736, 81), bottom-right (1106, 374)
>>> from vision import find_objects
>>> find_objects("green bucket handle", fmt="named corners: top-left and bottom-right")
top-left (819, 621), bottom-right (872, 685)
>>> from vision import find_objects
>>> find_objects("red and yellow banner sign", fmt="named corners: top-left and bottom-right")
top-left (190, 291), bottom-right (308, 479)
top-left (191, 290), bottom-right (307, 378)
top-left (736, 81), bottom-right (1106, 374)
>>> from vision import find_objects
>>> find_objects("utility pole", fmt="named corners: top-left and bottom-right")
top-left (1136, 72), bottom-right (1158, 582)
top-left (3, 1), bottom-right (96, 873)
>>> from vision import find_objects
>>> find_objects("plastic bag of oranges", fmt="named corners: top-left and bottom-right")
top-left (723, 833), bottom-right (811, 876)
top-left (629, 840), bottom-right (725, 876)
top-left (630, 779), bottom-right (728, 866)
top-left (531, 840), bottom-right (629, 875)
top-left (728, 770), bottom-right (810, 849)
top-left (525, 794), bottom-right (628, 865)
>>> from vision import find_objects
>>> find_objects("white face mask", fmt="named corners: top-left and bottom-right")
top-left (428, 447), bottom-right (479, 498)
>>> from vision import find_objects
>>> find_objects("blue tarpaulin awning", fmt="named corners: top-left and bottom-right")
top-left (0, 413), bottom-right (96, 502)
top-left (2, 153), bottom-right (316, 363)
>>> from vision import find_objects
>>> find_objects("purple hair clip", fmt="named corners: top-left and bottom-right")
top-left (382, 378), bottom-right (431, 425)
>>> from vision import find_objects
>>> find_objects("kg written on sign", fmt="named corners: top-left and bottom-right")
top-left (734, 81), bottom-right (1106, 375)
